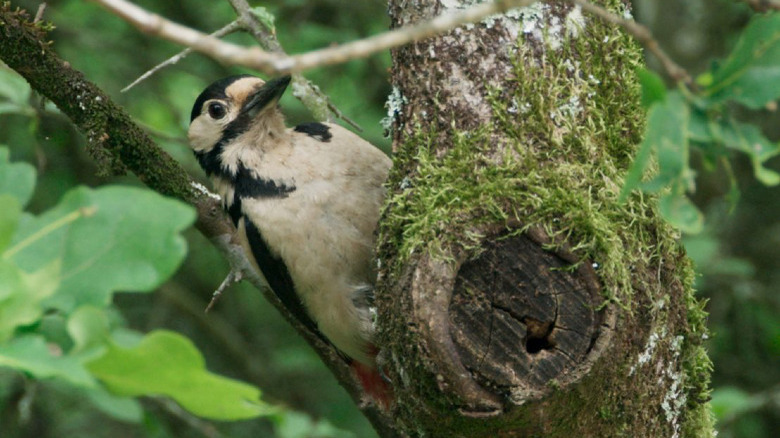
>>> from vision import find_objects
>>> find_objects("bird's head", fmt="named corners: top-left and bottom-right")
top-left (188, 75), bottom-right (291, 176)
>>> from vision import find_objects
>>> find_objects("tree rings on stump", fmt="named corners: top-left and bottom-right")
top-left (449, 229), bottom-right (613, 406)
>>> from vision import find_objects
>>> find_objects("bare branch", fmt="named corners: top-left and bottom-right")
top-left (92, 0), bottom-right (538, 75)
top-left (205, 267), bottom-right (243, 313)
top-left (325, 101), bottom-right (362, 131)
top-left (91, 0), bottom-right (277, 71)
top-left (98, 0), bottom-right (692, 89)
top-left (569, 0), bottom-right (691, 84)
top-left (273, 0), bottom-right (537, 73)
top-left (122, 19), bottom-right (242, 92)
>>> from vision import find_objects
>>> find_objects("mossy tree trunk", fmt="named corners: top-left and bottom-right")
top-left (375, 1), bottom-right (714, 436)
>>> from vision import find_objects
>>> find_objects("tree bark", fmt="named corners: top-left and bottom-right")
top-left (376, 1), bottom-right (714, 437)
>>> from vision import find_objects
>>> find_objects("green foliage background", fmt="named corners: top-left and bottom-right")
top-left (637, 2), bottom-right (780, 437)
top-left (0, 0), bottom-right (777, 437)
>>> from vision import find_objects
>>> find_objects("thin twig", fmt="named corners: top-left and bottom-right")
top-left (326, 95), bottom-right (362, 131)
top-left (98, 0), bottom-right (692, 89)
top-left (33, 3), bottom-right (46, 23)
top-left (569, 0), bottom-right (691, 84)
top-left (92, 0), bottom-right (537, 75)
top-left (205, 268), bottom-right (243, 313)
top-left (293, 75), bottom-right (363, 130)
top-left (122, 19), bottom-right (242, 92)
top-left (272, 0), bottom-right (536, 73)
top-left (91, 0), bottom-right (277, 70)
top-left (137, 121), bottom-right (191, 144)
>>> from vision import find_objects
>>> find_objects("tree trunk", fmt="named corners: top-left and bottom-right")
top-left (375, 1), bottom-right (714, 437)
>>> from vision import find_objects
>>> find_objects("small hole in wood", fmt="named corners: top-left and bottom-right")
top-left (523, 317), bottom-right (556, 354)
top-left (525, 334), bottom-right (555, 354)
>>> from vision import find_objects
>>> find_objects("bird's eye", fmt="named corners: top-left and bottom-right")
top-left (207, 102), bottom-right (226, 120)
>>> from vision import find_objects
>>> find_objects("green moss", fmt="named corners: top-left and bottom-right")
top-left (382, 14), bottom-right (658, 306)
top-left (380, 122), bottom-right (522, 263)
top-left (680, 261), bottom-right (716, 437)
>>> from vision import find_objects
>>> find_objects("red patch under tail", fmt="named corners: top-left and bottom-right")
top-left (351, 361), bottom-right (393, 409)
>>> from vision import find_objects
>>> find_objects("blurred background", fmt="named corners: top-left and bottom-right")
top-left (0, 0), bottom-right (776, 437)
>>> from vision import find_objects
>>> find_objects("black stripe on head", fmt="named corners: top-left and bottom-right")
top-left (243, 217), bottom-right (320, 335)
top-left (235, 163), bottom-right (296, 199)
top-left (294, 122), bottom-right (332, 142)
top-left (194, 117), bottom-right (253, 179)
top-left (190, 74), bottom-right (254, 123)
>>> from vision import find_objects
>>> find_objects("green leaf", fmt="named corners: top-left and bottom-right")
top-left (688, 108), bottom-right (729, 173)
top-left (713, 120), bottom-right (780, 185)
top-left (687, 107), bottom-right (714, 144)
top-left (0, 335), bottom-right (95, 387)
top-left (659, 190), bottom-right (704, 234)
top-left (637, 68), bottom-right (667, 109)
top-left (0, 147), bottom-right (36, 207)
top-left (696, 71), bottom-right (714, 88)
top-left (0, 259), bottom-right (61, 342)
top-left (619, 91), bottom-right (705, 232)
top-left (8, 186), bottom-right (195, 311)
top-left (67, 306), bottom-right (110, 357)
top-left (710, 386), bottom-right (755, 420)
top-left (0, 102), bottom-right (34, 116)
top-left (0, 194), bottom-right (21, 252)
top-left (83, 385), bottom-right (144, 423)
top-left (87, 330), bottom-right (272, 420)
top-left (753, 163), bottom-right (780, 185)
top-left (682, 233), bottom-right (719, 267)
top-left (621, 91), bottom-right (690, 199)
top-left (703, 13), bottom-right (780, 109)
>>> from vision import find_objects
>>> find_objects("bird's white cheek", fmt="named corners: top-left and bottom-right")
top-left (188, 119), bottom-right (223, 153)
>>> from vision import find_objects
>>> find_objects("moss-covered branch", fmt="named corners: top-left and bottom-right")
top-left (0, 5), bottom-right (191, 200)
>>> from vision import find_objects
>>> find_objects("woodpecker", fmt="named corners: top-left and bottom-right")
top-left (188, 75), bottom-right (392, 405)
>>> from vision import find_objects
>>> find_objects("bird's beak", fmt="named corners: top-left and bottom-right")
top-left (243, 76), bottom-right (291, 118)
